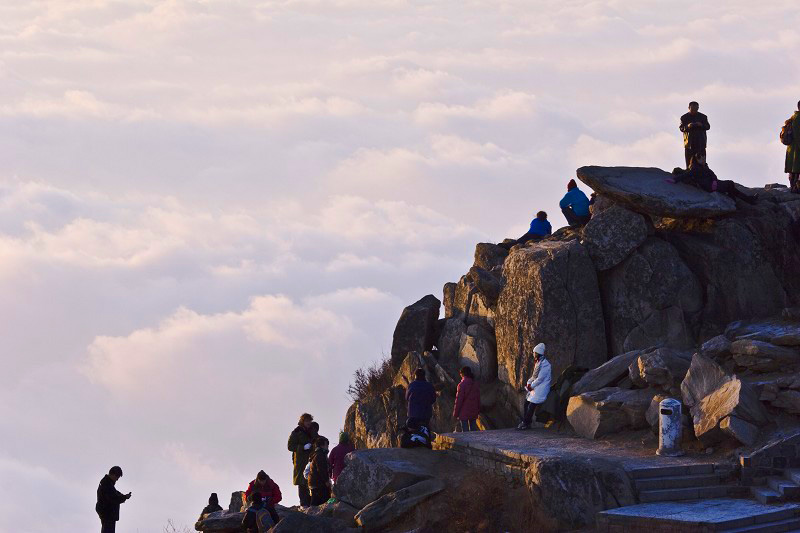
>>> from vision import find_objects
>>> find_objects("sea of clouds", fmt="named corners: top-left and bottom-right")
top-left (1, 1), bottom-right (798, 530)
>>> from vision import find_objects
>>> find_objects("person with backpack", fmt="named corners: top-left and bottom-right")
top-left (516, 343), bottom-right (551, 430)
top-left (406, 368), bottom-right (437, 430)
top-left (244, 470), bottom-right (282, 524)
top-left (783, 100), bottom-right (800, 193)
top-left (95, 466), bottom-right (132, 533)
top-left (559, 179), bottom-right (591, 227)
top-left (241, 492), bottom-right (278, 533)
top-left (679, 101), bottom-right (710, 168)
top-left (308, 436), bottom-right (332, 505)
top-left (287, 413), bottom-right (314, 507)
top-left (328, 431), bottom-right (355, 483)
top-left (453, 366), bottom-right (481, 432)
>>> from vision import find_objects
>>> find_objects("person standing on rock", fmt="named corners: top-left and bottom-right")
top-left (287, 413), bottom-right (315, 507)
top-left (783, 101), bottom-right (800, 193)
top-left (498, 211), bottom-right (552, 250)
top-left (559, 179), bottom-right (591, 227)
top-left (406, 368), bottom-right (437, 429)
top-left (328, 431), bottom-right (355, 484)
top-left (308, 436), bottom-right (332, 505)
top-left (516, 343), bottom-right (551, 430)
top-left (680, 101), bottom-right (710, 168)
top-left (453, 366), bottom-right (481, 431)
top-left (245, 470), bottom-right (282, 524)
top-left (95, 465), bottom-right (132, 533)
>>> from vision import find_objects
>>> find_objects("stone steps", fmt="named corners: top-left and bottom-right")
top-left (750, 472), bottom-right (800, 503)
top-left (723, 516), bottom-right (800, 532)
top-left (636, 473), bottom-right (726, 491)
top-left (630, 463), bottom-right (742, 503)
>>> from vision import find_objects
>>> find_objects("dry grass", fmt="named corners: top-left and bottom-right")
top-left (346, 356), bottom-right (394, 402)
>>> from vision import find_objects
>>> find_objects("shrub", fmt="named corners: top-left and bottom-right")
top-left (347, 356), bottom-right (393, 402)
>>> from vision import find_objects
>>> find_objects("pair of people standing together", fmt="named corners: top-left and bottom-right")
top-left (407, 367), bottom-right (482, 432)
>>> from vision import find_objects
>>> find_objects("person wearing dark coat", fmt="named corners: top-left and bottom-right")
top-left (200, 493), bottom-right (223, 516)
top-left (287, 413), bottom-right (314, 507)
top-left (453, 366), bottom-right (481, 432)
top-left (241, 492), bottom-right (278, 533)
top-left (784, 101), bottom-right (800, 193)
top-left (244, 470), bottom-right (281, 524)
top-left (308, 436), bottom-right (332, 506)
top-left (329, 431), bottom-right (355, 483)
top-left (95, 466), bottom-right (131, 533)
top-left (672, 154), bottom-right (757, 204)
top-left (680, 101), bottom-right (710, 168)
top-left (405, 368), bottom-right (437, 429)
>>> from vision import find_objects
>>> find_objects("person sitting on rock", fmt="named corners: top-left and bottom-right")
top-left (400, 418), bottom-right (433, 449)
top-left (406, 368), bottom-right (437, 430)
top-left (245, 470), bottom-right (282, 524)
top-left (453, 366), bottom-right (481, 432)
top-left (287, 413), bottom-right (315, 507)
top-left (498, 211), bottom-right (552, 250)
top-left (198, 492), bottom-right (223, 519)
top-left (680, 101), bottom-right (710, 168)
top-left (671, 154), bottom-right (757, 205)
top-left (241, 492), bottom-right (278, 533)
top-left (328, 431), bottom-right (355, 484)
top-left (559, 179), bottom-right (592, 227)
top-left (516, 343), bottom-right (551, 430)
top-left (308, 436), bottom-right (332, 506)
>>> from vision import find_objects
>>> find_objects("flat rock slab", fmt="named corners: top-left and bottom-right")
top-left (597, 498), bottom-right (800, 529)
top-left (576, 166), bottom-right (737, 218)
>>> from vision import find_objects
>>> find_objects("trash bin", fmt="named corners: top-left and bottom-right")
top-left (656, 398), bottom-right (684, 457)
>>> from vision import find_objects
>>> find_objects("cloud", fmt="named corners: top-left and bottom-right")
top-left (414, 91), bottom-right (536, 124)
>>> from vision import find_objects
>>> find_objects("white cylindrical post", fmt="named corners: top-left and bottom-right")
top-left (656, 398), bottom-right (684, 457)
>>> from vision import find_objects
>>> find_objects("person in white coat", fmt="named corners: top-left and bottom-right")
top-left (516, 343), bottom-right (551, 430)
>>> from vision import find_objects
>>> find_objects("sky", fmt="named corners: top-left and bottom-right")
top-left (1, 1), bottom-right (799, 531)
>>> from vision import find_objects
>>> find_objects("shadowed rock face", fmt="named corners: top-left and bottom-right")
top-left (390, 295), bottom-right (441, 368)
top-left (495, 240), bottom-right (607, 390)
top-left (576, 166), bottom-right (736, 218)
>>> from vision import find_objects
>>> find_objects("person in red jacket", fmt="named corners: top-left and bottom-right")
top-left (328, 431), bottom-right (355, 483)
top-left (245, 470), bottom-right (281, 524)
top-left (453, 366), bottom-right (481, 432)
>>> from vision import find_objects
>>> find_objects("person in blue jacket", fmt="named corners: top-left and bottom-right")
top-left (560, 179), bottom-right (591, 227)
top-left (406, 368), bottom-right (437, 429)
top-left (498, 211), bottom-right (552, 250)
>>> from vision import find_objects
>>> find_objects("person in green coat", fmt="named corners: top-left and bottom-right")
top-left (287, 413), bottom-right (315, 507)
top-left (785, 101), bottom-right (800, 194)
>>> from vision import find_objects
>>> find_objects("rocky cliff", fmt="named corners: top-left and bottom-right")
top-left (344, 167), bottom-right (800, 448)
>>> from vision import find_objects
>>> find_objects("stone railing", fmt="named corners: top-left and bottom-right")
top-left (434, 433), bottom-right (526, 485)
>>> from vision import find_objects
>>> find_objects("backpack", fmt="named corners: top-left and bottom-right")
top-left (781, 119), bottom-right (794, 146)
top-left (255, 508), bottom-right (274, 533)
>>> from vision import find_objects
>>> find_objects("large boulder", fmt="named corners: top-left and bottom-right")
top-left (629, 348), bottom-right (692, 390)
top-left (571, 350), bottom-right (641, 395)
top-left (700, 335), bottom-right (732, 360)
top-left (576, 166), bottom-right (736, 218)
top-left (195, 511), bottom-right (244, 532)
top-left (730, 339), bottom-right (800, 372)
top-left (391, 295), bottom-right (441, 368)
top-left (581, 204), bottom-right (649, 271)
top-left (450, 275), bottom-right (496, 329)
top-left (270, 511), bottom-right (358, 533)
top-left (566, 387), bottom-right (657, 439)
top-left (726, 319), bottom-right (800, 345)
top-left (496, 240), bottom-right (607, 389)
top-left (458, 324), bottom-right (498, 383)
top-left (599, 237), bottom-right (703, 354)
top-left (355, 478), bottom-right (446, 531)
top-left (343, 385), bottom-right (406, 449)
top-left (301, 501), bottom-right (359, 527)
top-left (680, 353), bottom-right (729, 408)
top-left (692, 377), bottom-right (768, 445)
top-left (334, 448), bottom-right (436, 509)
top-left (435, 317), bottom-right (466, 372)
top-left (473, 242), bottom-right (508, 272)
top-left (466, 266), bottom-right (503, 307)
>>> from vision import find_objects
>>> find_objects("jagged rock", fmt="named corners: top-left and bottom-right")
top-left (443, 282), bottom-right (456, 318)
top-left (730, 339), bottom-right (800, 372)
top-left (466, 266), bottom-right (502, 307)
top-left (571, 350), bottom-right (641, 395)
top-left (436, 317), bottom-right (466, 370)
top-left (576, 166), bottom-right (737, 218)
top-left (355, 478), bottom-right (446, 531)
top-left (393, 352), bottom-right (425, 388)
top-left (525, 455), bottom-right (636, 529)
top-left (391, 295), bottom-right (441, 368)
top-left (772, 390), bottom-right (800, 414)
top-left (271, 511), bottom-right (358, 533)
top-left (681, 354), bottom-right (729, 408)
top-left (701, 335), bottom-right (732, 359)
top-left (629, 348), bottom-right (692, 389)
top-left (589, 193), bottom-right (617, 216)
top-left (473, 242), bottom-right (508, 272)
top-left (301, 501), bottom-right (359, 527)
top-left (566, 387), bottom-right (657, 439)
top-left (581, 204), bottom-right (649, 271)
top-left (496, 240), bottom-right (607, 389)
top-left (195, 510), bottom-right (244, 532)
top-left (692, 378), bottom-right (768, 445)
top-left (458, 324), bottom-right (497, 383)
top-left (228, 491), bottom-right (245, 513)
top-left (344, 385), bottom-right (407, 449)
top-left (451, 275), bottom-right (496, 329)
top-left (334, 449), bottom-right (435, 509)
top-left (727, 320), bottom-right (800, 347)
top-left (599, 237), bottom-right (703, 354)
top-left (720, 415), bottom-right (759, 446)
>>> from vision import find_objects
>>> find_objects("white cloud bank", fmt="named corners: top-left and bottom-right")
top-left (2, 0), bottom-right (799, 530)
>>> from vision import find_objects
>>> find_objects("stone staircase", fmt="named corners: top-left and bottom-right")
top-left (751, 469), bottom-right (800, 504)
top-left (631, 463), bottom-right (747, 503)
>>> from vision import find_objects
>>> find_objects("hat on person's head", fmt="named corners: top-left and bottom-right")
top-left (533, 343), bottom-right (546, 356)
top-left (256, 470), bottom-right (267, 481)
top-left (567, 179), bottom-right (577, 190)
top-left (209, 493), bottom-right (219, 505)
top-left (109, 466), bottom-right (123, 477)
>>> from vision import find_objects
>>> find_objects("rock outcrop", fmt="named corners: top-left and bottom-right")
top-left (391, 295), bottom-right (440, 368)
